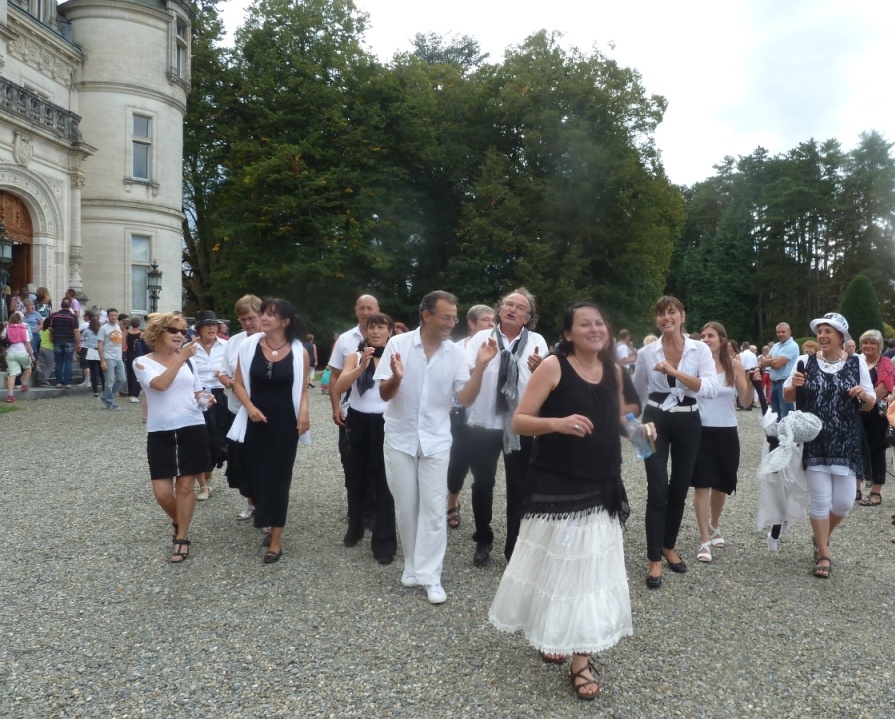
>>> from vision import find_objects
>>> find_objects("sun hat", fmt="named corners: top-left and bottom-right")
top-left (808, 312), bottom-right (850, 343)
top-left (194, 310), bottom-right (220, 327)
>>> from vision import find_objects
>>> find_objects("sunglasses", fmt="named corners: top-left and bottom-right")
top-left (164, 327), bottom-right (189, 336)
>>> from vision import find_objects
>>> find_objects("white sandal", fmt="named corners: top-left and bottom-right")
top-left (709, 524), bottom-right (725, 548)
top-left (197, 486), bottom-right (211, 501)
top-left (697, 542), bottom-right (712, 563)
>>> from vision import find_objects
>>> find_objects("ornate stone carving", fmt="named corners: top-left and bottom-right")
top-left (13, 132), bottom-right (34, 167)
top-left (0, 166), bottom-right (59, 237)
top-left (7, 19), bottom-right (79, 85)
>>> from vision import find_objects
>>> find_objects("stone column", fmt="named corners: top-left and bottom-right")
top-left (68, 173), bottom-right (85, 301)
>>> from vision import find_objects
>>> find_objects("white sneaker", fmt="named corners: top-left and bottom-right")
top-left (80, 381), bottom-right (91, 387)
top-left (129, 396), bottom-right (140, 403)
top-left (400, 570), bottom-right (418, 587)
top-left (425, 583), bottom-right (447, 604)
top-left (767, 534), bottom-right (778, 552)
top-left (237, 507), bottom-right (255, 521)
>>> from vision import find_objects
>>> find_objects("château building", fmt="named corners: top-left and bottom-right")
top-left (0, 0), bottom-right (190, 314)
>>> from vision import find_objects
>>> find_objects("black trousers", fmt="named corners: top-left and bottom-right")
top-left (468, 425), bottom-right (532, 560)
top-left (642, 406), bottom-right (702, 562)
top-left (344, 409), bottom-right (397, 560)
top-left (447, 407), bottom-right (470, 494)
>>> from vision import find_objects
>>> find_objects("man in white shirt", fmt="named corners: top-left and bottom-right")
top-left (464, 288), bottom-right (548, 566)
top-left (616, 329), bottom-right (637, 373)
top-left (97, 308), bottom-right (125, 410)
top-left (219, 294), bottom-right (262, 520)
top-left (375, 290), bottom-right (497, 604)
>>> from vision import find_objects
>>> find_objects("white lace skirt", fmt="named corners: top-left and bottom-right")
top-left (489, 509), bottom-right (632, 655)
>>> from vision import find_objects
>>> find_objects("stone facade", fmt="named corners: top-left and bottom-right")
top-left (0, 0), bottom-right (190, 314)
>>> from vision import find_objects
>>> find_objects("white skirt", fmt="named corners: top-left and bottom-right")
top-left (489, 509), bottom-right (632, 656)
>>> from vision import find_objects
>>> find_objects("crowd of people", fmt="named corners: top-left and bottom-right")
top-left (6, 283), bottom-right (895, 701)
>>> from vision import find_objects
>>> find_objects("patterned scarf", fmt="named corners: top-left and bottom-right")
top-left (495, 326), bottom-right (529, 454)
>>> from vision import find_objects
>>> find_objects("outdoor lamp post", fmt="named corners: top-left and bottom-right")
top-left (147, 259), bottom-right (162, 314)
top-left (0, 221), bottom-right (12, 324)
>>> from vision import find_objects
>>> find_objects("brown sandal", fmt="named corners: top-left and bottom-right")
top-left (447, 503), bottom-right (461, 529)
top-left (570, 659), bottom-right (600, 700)
top-left (171, 538), bottom-right (190, 564)
top-left (859, 492), bottom-right (882, 507)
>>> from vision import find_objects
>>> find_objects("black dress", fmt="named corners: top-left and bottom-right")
top-left (245, 344), bottom-right (299, 529)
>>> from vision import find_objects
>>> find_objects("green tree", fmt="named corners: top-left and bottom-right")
top-left (839, 274), bottom-right (885, 340)
top-left (448, 31), bottom-right (684, 334)
top-left (182, 0), bottom-right (234, 314)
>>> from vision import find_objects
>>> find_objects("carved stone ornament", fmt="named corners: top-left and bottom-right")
top-left (13, 132), bottom-right (34, 167)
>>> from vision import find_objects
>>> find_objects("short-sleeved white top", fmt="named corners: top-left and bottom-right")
top-left (134, 355), bottom-right (204, 432)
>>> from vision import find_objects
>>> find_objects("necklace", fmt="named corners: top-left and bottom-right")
top-left (571, 355), bottom-right (602, 382)
top-left (818, 350), bottom-right (846, 370)
top-left (265, 337), bottom-right (289, 357)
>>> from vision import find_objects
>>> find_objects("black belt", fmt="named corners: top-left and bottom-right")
top-left (772, 379), bottom-right (785, 385)
top-left (648, 392), bottom-right (696, 407)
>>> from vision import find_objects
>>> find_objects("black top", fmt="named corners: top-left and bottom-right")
top-left (524, 355), bottom-right (629, 523)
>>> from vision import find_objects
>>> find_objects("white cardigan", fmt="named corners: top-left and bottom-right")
top-left (226, 332), bottom-right (309, 444)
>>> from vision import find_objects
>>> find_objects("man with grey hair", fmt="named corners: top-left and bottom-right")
top-left (375, 290), bottom-right (497, 604)
top-left (464, 288), bottom-right (548, 566)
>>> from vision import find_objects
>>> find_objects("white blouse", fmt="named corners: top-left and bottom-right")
top-left (633, 336), bottom-right (719, 410)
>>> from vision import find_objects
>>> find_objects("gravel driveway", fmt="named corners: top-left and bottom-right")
top-left (2, 391), bottom-right (894, 718)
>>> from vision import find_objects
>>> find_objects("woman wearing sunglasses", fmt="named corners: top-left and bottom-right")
top-left (133, 312), bottom-right (211, 563)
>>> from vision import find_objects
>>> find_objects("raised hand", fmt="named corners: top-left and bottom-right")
top-left (390, 352), bottom-right (404, 380)
top-left (358, 345), bottom-right (375, 370)
top-left (527, 345), bottom-right (542, 372)
top-left (475, 338), bottom-right (499, 368)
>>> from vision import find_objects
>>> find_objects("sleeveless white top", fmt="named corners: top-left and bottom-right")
top-left (697, 370), bottom-right (737, 428)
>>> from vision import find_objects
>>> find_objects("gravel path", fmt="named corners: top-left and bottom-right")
top-left (2, 391), bottom-right (895, 718)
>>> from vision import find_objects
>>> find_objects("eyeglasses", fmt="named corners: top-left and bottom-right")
top-left (434, 314), bottom-right (460, 325)
top-left (501, 301), bottom-right (531, 314)
top-left (164, 327), bottom-right (189, 336)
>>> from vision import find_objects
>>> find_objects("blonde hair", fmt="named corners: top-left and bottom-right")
top-left (143, 312), bottom-right (187, 351)
top-left (234, 294), bottom-right (262, 317)
top-left (859, 329), bottom-right (884, 348)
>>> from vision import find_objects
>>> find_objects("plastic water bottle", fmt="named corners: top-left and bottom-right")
top-left (625, 413), bottom-right (653, 459)
top-left (198, 387), bottom-right (214, 411)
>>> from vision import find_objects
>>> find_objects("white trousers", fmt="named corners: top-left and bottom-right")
top-left (383, 443), bottom-right (449, 586)
top-left (807, 468), bottom-right (854, 520)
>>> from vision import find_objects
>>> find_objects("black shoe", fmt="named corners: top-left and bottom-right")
top-left (664, 553), bottom-right (687, 573)
top-left (375, 554), bottom-right (394, 565)
top-left (473, 543), bottom-right (492, 567)
top-left (646, 573), bottom-right (663, 589)
top-left (343, 530), bottom-right (363, 547)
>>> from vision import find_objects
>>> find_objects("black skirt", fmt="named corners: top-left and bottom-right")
top-left (147, 424), bottom-right (211, 480)
top-left (690, 426), bottom-right (739, 494)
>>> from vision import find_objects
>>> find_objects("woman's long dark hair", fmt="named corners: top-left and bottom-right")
top-left (702, 321), bottom-right (734, 386)
top-left (260, 298), bottom-right (304, 344)
top-left (553, 302), bottom-right (616, 366)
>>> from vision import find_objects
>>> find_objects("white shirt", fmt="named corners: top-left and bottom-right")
top-left (616, 342), bottom-right (634, 363)
top-left (739, 348), bottom-right (758, 371)
top-left (191, 336), bottom-right (228, 389)
top-left (633, 336), bottom-right (719, 410)
top-left (329, 325), bottom-right (363, 371)
top-left (347, 354), bottom-right (389, 415)
top-left (373, 328), bottom-right (470, 456)
top-left (697, 371), bottom-right (738, 427)
top-left (134, 356), bottom-right (204, 432)
top-left (465, 326), bottom-right (548, 430)
top-left (222, 330), bottom-right (250, 414)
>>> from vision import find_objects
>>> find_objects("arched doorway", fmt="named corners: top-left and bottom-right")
top-left (0, 190), bottom-right (34, 292)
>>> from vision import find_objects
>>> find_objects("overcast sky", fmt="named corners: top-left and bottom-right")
top-left (217, 0), bottom-right (895, 186)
